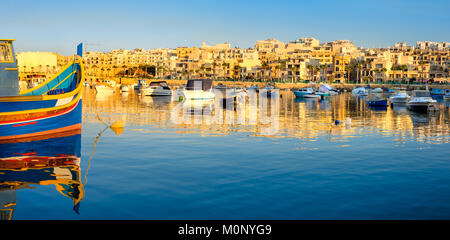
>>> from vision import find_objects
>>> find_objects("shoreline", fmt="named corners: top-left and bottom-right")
top-left (86, 76), bottom-right (450, 91)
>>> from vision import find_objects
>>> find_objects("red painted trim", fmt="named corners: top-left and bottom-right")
top-left (0, 123), bottom-right (82, 143)
top-left (13, 121), bottom-right (37, 127)
top-left (0, 99), bottom-right (79, 125)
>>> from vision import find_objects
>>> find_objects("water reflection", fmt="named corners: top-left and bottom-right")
top-left (82, 88), bottom-right (450, 145)
top-left (0, 133), bottom-right (84, 220)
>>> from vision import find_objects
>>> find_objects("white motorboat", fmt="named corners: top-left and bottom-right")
top-left (319, 84), bottom-right (338, 96)
top-left (142, 81), bottom-right (172, 96)
top-left (371, 88), bottom-right (383, 93)
top-left (182, 79), bottom-right (215, 100)
top-left (293, 88), bottom-right (314, 97)
top-left (95, 79), bottom-right (117, 94)
top-left (389, 91), bottom-right (410, 104)
top-left (407, 90), bottom-right (437, 113)
top-left (352, 87), bottom-right (368, 96)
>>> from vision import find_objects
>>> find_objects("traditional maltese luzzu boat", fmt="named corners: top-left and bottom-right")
top-left (0, 39), bottom-right (84, 143)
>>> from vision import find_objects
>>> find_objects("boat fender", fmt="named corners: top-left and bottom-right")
top-left (345, 118), bottom-right (351, 126)
top-left (335, 120), bottom-right (340, 125)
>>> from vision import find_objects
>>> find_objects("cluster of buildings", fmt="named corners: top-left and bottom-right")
top-left (16, 38), bottom-right (450, 84)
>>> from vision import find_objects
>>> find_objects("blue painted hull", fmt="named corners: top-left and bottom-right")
top-left (367, 100), bottom-right (388, 107)
top-left (293, 91), bottom-right (312, 97)
top-left (0, 100), bottom-right (82, 141)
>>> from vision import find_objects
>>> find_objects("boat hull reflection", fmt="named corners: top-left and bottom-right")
top-left (0, 133), bottom-right (83, 220)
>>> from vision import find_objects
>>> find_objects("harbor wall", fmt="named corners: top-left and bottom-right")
top-left (85, 76), bottom-right (450, 91)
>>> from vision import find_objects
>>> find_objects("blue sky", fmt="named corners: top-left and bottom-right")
top-left (4, 0), bottom-right (449, 55)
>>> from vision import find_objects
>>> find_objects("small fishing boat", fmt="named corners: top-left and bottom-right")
top-left (0, 40), bottom-right (84, 143)
top-left (352, 87), bottom-right (368, 96)
top-left (430, 88), bottom-right (444, 97)
top-left (95, 79), bottom-right (116, 94)
top-left (389, 91), bottom-right (410, 104)
top-left (407, 90), bottom-right (437, 113)
top-left (182, 79), bottom-right (215, 100)
top-left (293, 88), bottom-right (314, 97)
top-left (367, 98), bottom-right (388, 107)
top-left (142, 81), bottom-right (172, 96)
top-left (444, 89), bottom-right (450, 100)
top-left (134, 79), bottom-right (148, 91)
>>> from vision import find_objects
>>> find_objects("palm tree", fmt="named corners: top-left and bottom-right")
top-left (373, 68), bottom-right (380, 83)
top-left (381, 68), bottom-right (387, 83)
top-left (234, 64), bottom-right (241, 81)
top-left (345, 65), bottom-right (353, 83)
top-left (418, 61), bottom-right (426, 83)
top-left (355, 63), bottom-right (362, 83)
top-left (307, 64), bottom-right (315, 82)
top-left (212, 61), bottom-right (218, 79)
top-left (291, 66), bottom-right (298, 83)
top-left (314, 66), bottom-right (320, 82)
top-left (261, 61), bottom-right (270, 82)
top-left (320, 64), bottom-right (327, 82)
top-left (275, 64), bottom-right (281, 82)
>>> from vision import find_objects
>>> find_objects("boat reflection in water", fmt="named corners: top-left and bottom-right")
top-left (0, 132), bottom-right (83, 220)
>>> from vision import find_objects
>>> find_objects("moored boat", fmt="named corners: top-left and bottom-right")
top-left (293, 88), bottom-right (314, 97)
top-left (352, 87), bottom-right (368, 96)
top-left (182, 79), bottom-right (215, 100)
top-left (142, 81), bottom-right (172, 96)
top-left (407, 90), bottom-right (437, 113)
top-left (134, 79), bottom-right (148, 91)
top-left (444, 89), bottom-right (450, 100)
top-left (318, 84), bottom-right (338, 96)
top-left (389, 91), bottom-right (410, 104)
top-left (371, 88), bottom-right (383, 93)
top-left (0, 40), bottom-right (84, 143)
top-left (430, 88), bottom-right (444, 97)
top-left (95, 79), bottom-right (116, 94)
top-left (367, 98), bottom-right (388, 107)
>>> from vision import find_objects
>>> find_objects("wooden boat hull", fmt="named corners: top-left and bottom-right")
top-left (0, 99), bottom-right (82, 143)
top-left (0, 58), bottom-right (84, 143)
top-left (367, 100), bottom-right (388, 107)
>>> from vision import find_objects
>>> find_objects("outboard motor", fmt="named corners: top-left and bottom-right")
top-left (0, 39), bottom-right (19, 97)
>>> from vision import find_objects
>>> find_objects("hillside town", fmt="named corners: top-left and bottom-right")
top-left (16, 38), bottom-right (450, 86)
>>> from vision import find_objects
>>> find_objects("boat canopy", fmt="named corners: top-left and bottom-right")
top-left (149, 81), bottom-right (168, 86)
top-left (186, 79), bottom-right (213, 91)
top-left (0, 39), bottom-right (19, 97)
top-left (319, 84), bottom-right (333, 92)
top-left (412, 90), bottom-right (431, 97)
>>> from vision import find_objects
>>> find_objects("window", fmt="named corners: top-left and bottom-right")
top-left (0, 44), bottom-right (13, 62)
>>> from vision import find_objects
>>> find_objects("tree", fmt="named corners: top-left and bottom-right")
top-left (292, 66), bottom-right (298, 83)
top-left (307, 64), bottom-right (315, 82)
top-left (345, 65), bottom-right (353, 83)
top-left (320, 64), bottom-right (327, 82)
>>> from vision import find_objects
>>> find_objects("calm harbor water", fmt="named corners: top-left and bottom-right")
top-left (2, 87), bottom-right (450, 220)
